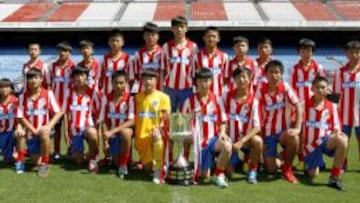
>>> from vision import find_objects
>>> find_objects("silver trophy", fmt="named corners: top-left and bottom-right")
top-left (166, 113), bottom-right (194, 185)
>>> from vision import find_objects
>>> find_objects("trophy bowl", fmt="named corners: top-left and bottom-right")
top-left (166, 113), bottom-right (194, 186)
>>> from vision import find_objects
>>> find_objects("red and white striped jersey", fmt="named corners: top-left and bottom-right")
top-left (65, 87), bottom-right (100, 135)
top-left (290, 59), bottom-right (324, 103)
top-left (254, 57), bottom-right (270, 85)
top-left (223, 91), bottom-right (261, 142)
top-left (23, 58), bottom-right (50, 89)
top-left (99, 92), bottom-right (135, 130)
top-left (78, 58), bottom-right (100, 91)
top-left (17, 88), bottom-right (60, 136)
top-left (256, 81), bottom-right (299, 136)
top-left (303, 98), bottom-right (341, 156)
top-left (0, 95), bottom-right (18, 133)
top-left (192, 48), bottom-right (228, 96)
top-left (162, 40), bottom-right (198, 90)
top-left (133, 46), bottom-right (163, 91)
top-left (99, 52), bottom-right (130, 95)
top-left (181, 92), bottom-right (227, 148)
top-left (226, 56), bottom-right (257, 92)
top-left (49, 59), bottom-right (75, 110)
top-left (333, 63), bottom-right (360, 127)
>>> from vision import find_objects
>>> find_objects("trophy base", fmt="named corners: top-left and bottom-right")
top-left (166, 165), bottom-right (194, 186)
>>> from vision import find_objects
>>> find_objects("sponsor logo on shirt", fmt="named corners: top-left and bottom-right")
top-left (305, 120), bottom-right (329, 129)
top-left (138, 112), bottom-right (156, 118)
top-left (26, 108), bottom-right (47, 116)
top-left (107, 112), bottom-right (127, 119)
top-left (229, 113), bottom-right (248, 122)
top-left (70, 105), bottom-right (89, 111)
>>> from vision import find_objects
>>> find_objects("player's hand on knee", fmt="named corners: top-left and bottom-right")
top-left (38, 125), bottom-right (51, 137)
top-left (287, 128), bottom-right (300, 137)
top-left (14, 127), bottom-right (26, 138)
top-left (233, 140), bottom-right (244, 151)
top-left (103, 130), bottom-right (113, 139)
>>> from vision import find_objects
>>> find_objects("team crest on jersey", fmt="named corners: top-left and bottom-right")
top-left (89, 69), bottom-right (95, 76)
top-left (323, 109), bottom-right (330, 120)
top-left (0, 108), bottom-right (3, 114)
top-left (120, 103), bottom-right (127, 111)
top-left (309, 70), bottom-right (315, 80)
top-left (241, 104), bottom-right (250, 114)
top-left (152, 100), bottom-right (159, 108)
top-left (265, 95), bottom-right (272, 104)
top-left (183, 48), bottom-right (190, 57)
top-left (277, 93), bottom-right (284, 101)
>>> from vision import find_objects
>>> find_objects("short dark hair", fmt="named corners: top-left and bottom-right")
top-left (28, 42), bottom-right (41, 49)
top-left (112, 70), bottom-right (127, 81)
top-left (0, 78), bottom-right (14, 89)
top-left (195, 68), bottom-right (213, 80)
top-left (79, 40), bottom-right (94, 48)
top-left (56, 41), bottom-right (72, 52)
top-left (312, 76), bottom-right (328, 86)
top-left (109, 28), bottom-right (124, 39)
top-left (265, 60), bottom-right (284, 74)
top-left (257, 38), bottom-right (272, 46)
top-left (232, 67), bottom-right (252, 78)
top-left (233, 36), bottom-right (249, 46)
top-left (204, 26), bottom-right (219, 35)
top-left (141, 68), bottom-right (158, 78)
top-left (344, 40), bottom-right (360, 50)
top-left (171, 16), bottom-right (188, 27)
top-left (297, 38), bottom-right (316, 52)
top-left (26, 68), bottom-right (43, 79)
top-left (72, 65), bottom-right (89, 77)
top-left (143, 22), bottom-right (159, 33)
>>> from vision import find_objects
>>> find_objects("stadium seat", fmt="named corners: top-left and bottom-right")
top-left (2, 3), bottom-right (54, 22)
top-left (331, 1), bottom-right (360, 21)
top-left (77, 3), bottom-right (122, 22)
top-left (260, 2), bottom-right (305, 21)
top-left (48, 3), bottom-right (89, 22)
top-left (121, 3), bottom-right (157, 22)
top-left (153, 1), bottom-right (185, 21)
top-left (191, 1), bottom-right (227, 20)
top-left (292, 2), bottom-right (337, 21)
top-left (0, 4), bottom-right (23, 21)
top-left (223, 2), bottom-right (262, 21)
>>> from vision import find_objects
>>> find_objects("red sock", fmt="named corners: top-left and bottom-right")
top-left (214, 168), bottom-right (225, 176)
top-left (17, 150), bottom-right (26, 162)
top-left (119, 153), bottom-right (130, 167)
top-left (331, 167), bottom-right (342, 178)
top-left (250, 163), bottom-right (258, 171)
top-left (42, 156), bottom-right (50, 164)
top-left (169, 150), bottom-right (173, 163)
top-left (243, 155), bottom-right (249, 163)
top-left (282, 163), bottom-right (292, 172)
top-left (298, 153), bottom-right (304, 162)
top-left (184, 149), bottom-right (190, 161)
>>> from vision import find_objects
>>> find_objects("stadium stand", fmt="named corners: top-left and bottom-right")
top-left (0, 3), bottom-right (23, 21)
top-left (153, 1), bottom-right (185, 21)
top-left (223, 2), bottom-right (262, 21)
top-left (330, 0), bottom-right (360, 20)
top-left (47, 2), bottom-right (89, 21)
top-left (77, 2), bottom-right (122, 22)
top-left (191, 1), bottom-right (227, 21)
top-left (292, 1), bottom-right (337, 21)
top-left (121, 2), bottom-right (157, 22)
top-left (2, 3), bottom-right (54, 22)
top-left (259, 2), bottom-right (305, 22)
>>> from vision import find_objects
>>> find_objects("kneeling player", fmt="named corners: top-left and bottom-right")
top-left (99, 70), bottom-right (134, 178)
top-left (64, 66), bottom-right (100, 172)
top-left (15, 68), bottom-right (63, 177)
top-left (223, 67), bottom-right (263, 184)
top-left (0, 78), bottom-right (17, 165)
top-left (182, 68), bottom-right (231, 188)
top-left (303, 76), bottom-right (348, 191)
top-left (134, 68), bottom-right (170, 184)
top-left (256, 60), bottom-right (302, 183)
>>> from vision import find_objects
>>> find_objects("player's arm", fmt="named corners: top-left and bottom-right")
top-left (105, 119), bottom-right (134, 138)
top-left (18, 117), bottom-right (37, 135)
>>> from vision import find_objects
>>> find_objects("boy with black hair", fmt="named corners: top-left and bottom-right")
top-left (255, 38), bottom-right (273, 85)
top-left (78, 40), bottom-right (100, 91)
top-left (182, 68), bottom-right (231, 188)
top-left (99, 70), bottom-right (135, 179)
top-left (15, 68), bottom-right (63, 177)
top-left (303, 76), bottom-right (348, 191)
top-left (256, 60), bottom-right (302, 183)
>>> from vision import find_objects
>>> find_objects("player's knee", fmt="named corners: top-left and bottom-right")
top-left (251, 135), bottom-right (263, 149)
top-left (337, 134), bottom-right (348, 149)
top-left (86, 127), bottom-right (98, 141)
top-left (307, 169), bottom-right (318, 179)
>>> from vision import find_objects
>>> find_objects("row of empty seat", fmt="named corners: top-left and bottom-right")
top-left (0, 1), bottom-right (359, 23)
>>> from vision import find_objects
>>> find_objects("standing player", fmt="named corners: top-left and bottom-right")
top-left (15, 68), bottom-right (63, 177)
top-left (134, 68), bottom-right (170, 184)
top-left (256, 60), bottom-right (302, 183)
top-left (303, 76), bottom-right (347, 191)
top-left (63, 66), bottom-right (100, 172)
top-left (133, 22), bottom-right (163, 92)
top-left (78, 40), bottom-right (100, 91)
top-left (162, 16), bottom-right (197, 113)
top-left (182, 68), bottom-right (231, 188)
top-left (99, 29), bottom-right (131, 95)
top-left (333, 40), bottom-right (360, 166)
top-left (0, 78), bottom-right (17, 165)
top-left (254, 38), bottom-right (273, 86)
top-left (290, 38), bottom-right (325, 171)
top-left (49, 41), bottom-right (75, 160)
top-left (23, 43), bottom-right (50, 90)
top-left (192, 26), bottom-right (228, 96)
top-left (99, 70), bottom-right (134, 178)
top-left (225, 36), bottom-right (257, 93)
top-left (223, 67), bottom-right (263, 184)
